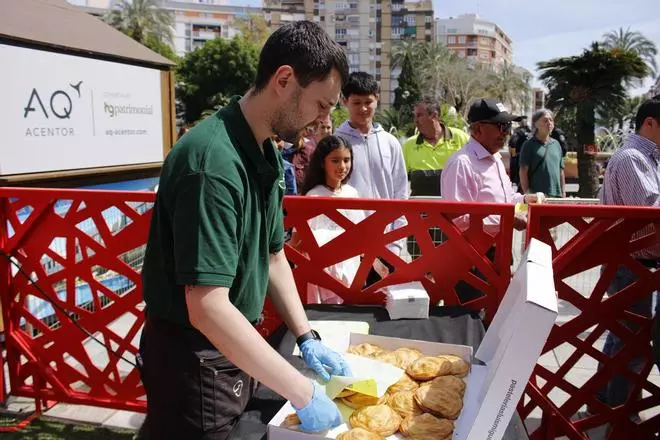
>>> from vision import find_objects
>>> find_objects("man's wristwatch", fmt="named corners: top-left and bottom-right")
top-left (296, 329), bottom-right (321, 348)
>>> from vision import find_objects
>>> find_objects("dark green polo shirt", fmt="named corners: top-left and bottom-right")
top-left (141, 97), bottom-right (285, 326)
top-left (519, 137), bottom-right (565, 197)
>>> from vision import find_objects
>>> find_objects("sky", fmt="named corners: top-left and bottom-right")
top-left (231, 0), bottom-right (660, 95)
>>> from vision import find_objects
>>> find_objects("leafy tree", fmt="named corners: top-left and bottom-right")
top-left (177, 37), bottom-right (259, 122)
top-left (143, 35), bottom-right (178, 62)
top-left (376, 107), bottom-right (415, 137)
top-left (105, 0), bottom-right (173, 45)
top-left (331, 105), bottom-right (349, 130)
top-left (487, 62), bottom-right (531, 115)
top-left (393, 54), bottom-right (421, 111)
top-left (602, 27), bottom-right (658, 78)
top-left (538, 43), bottom-right (648, 197)
top-left (232, 13), bottom-right (271, 46)
top-left (597, 94), bottom-right (645, 131)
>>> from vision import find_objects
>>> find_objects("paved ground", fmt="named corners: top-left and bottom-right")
top-left (2, 219), bottom-right (657, 439)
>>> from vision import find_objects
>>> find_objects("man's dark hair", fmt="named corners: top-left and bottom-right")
top-left (341, 71), bottom-right (379, 98)
top-left (254, 21), bottom-right (348, 93)
top-left (635, 96), bottom-right (660, 131)
top-left (416, 96), bottom-right (441, 116)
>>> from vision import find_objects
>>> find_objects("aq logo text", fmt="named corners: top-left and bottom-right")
top-left (23, 81), bottom-right (83, 119)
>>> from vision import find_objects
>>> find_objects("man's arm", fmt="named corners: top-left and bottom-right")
top-left (519, 166), bottom-right (530, 193)
top-left (186, 285), bottom-right (313, 409)
top-left (560, 168), bottom-right (566, 198)
top-left (617, 154), bottom-right (660, 207)
top-left (267, 249), bottom-right (311, 338)
top-left (518, 140), bottom-right (532, 193)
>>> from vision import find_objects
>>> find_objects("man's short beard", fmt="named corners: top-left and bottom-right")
top-left (272, 88), bottom-right (304, 144)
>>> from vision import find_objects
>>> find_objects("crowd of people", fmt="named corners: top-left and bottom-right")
top-left (137, 19), bottom-right (659, 439)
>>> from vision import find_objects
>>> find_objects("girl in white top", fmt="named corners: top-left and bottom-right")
top-left (291, 135), bottom-right (366, 304)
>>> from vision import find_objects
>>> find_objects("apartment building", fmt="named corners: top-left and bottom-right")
top-left (532, 88), bottom-right (546, 113)
top-left (263, 0), bottom-right (312, 27)
top-left (163, 1), bottom-right (261, 55)
top-left (70, 0), bottom-right (434, 107)
top-left (435, 13), bottom-right (512, 70)
top-left (68, 0), bottom-right (261, 56)
top-left (648, 76), bottom-right (660, 98)
top-left (266, 0), bottom-right (433, 107)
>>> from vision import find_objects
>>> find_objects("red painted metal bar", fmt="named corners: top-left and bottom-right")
top-left (523, 203), bottom-right (660, 439)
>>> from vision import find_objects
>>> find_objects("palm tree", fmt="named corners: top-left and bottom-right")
top-left (487, 62), bottom-right (532, 115)
top-left (602, 27), bottom-right (657, 78)
top-left (597, 94), bottom-right (646, 131)
top-left (538, 43), bottom-right (648, 197)
top-left (105, 0), bottom-right (173, 45)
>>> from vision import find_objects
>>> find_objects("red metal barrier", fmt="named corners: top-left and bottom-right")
top-left (0, 187), bottom-right (153, 413)
top-left (523, 203), bottom-right (660, 439)
top-left (0, 188), bottom-right (515, 418)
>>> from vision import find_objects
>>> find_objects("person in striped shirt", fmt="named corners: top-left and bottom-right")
top-left (597, 96), bottom-right (660, 418)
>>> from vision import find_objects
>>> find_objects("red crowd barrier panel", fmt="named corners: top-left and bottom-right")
top-left (0, 188), bottom-right (514, 423)
top-left (522, 203), bottom-right (660, 439)
top-left (0, 187), bottom-right (154, 413)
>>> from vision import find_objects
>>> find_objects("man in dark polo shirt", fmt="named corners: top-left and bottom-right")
top-left (139, 21), bottom-right (351, 439)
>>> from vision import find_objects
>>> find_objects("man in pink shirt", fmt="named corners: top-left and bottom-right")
top-left (442, 99), bottom-right (542, 232)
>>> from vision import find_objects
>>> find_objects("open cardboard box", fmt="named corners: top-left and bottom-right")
top-left (268, 239), bottom-right (558, 440)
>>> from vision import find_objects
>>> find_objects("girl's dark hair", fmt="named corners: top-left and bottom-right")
top-left (300, 135), bottom-right (353, 195)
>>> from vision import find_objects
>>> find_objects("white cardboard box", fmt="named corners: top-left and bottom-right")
top-left (267, 239), bottom-right (557, 440)
top-left (384, 281), bottom-right (430, 320)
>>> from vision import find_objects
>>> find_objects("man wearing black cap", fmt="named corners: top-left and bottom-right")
top-left (441, 99), bottom-right (543, 232)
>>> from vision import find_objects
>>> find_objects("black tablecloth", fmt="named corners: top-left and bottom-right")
top-left (229, 304), bottom-right (530, 440)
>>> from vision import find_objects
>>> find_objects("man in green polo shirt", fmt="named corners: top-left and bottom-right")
top-left (139, 21), bottom-right (351, 439)
top-left (402, 96), bottom-right (469, 196)
top-left (519, 108), bottom-right (566, 198)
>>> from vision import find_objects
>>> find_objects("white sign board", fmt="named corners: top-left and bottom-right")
top-left (0, 44), bottom-right (165, 176)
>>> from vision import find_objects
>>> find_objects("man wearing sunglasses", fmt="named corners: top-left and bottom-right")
top-left (441, 99), bottom-right (543, 233)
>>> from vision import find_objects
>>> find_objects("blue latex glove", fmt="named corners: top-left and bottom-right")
top-left (300, 339), bottom-right (352, 382)
top-left (295, 380), bottom-right (343, 432)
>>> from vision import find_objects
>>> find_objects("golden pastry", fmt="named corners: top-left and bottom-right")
top-left (282, 412), bottom-right (300, 427)
top-left (387, 391), bottom-right (424, 418)
top-left (376, 347), bottom-right (423, 369)
top-left (349, 404), bottom-right (402, 437)
top-left (341, 392), bottom-right (388, 409)
top-left (387, 374), bottom-right (420, 394)
top-left (347, 343), bottom-right (388, 358)
top-left (428, 375), bottom-right (466, 396)
top-left (337, 389), bottom-right (357, 398)
top-left (436, 354), bottom-right (470, 377)
top-left (336, 427), bottom-right (384, 440)
top-left (376, 351), bottom-right (400, 367)
top-left (406, 356), bottom-right (451, 381)
top-left (400, 413), bottom-right (454, 439)
top-left (414, 382), bottom-right (463, 419)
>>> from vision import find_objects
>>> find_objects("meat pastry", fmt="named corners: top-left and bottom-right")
top-left (336, 427), bottom-right (384, 440)
top-left (386, 374), bottom-right (420, 394)
top-left (414, 382), bottom-right (463, 419)
top-left (400, 413), bottom-right (454, 439)
top-left (341, 392), bottom-right (388, 409)
top-left (435, 354), bottom-right (470, 377)
top-left (390, 348), bottom-right (423, 369)
top-left (387, 391), bottom-right (424, 418)
top-left (428, 374), bottom-right (466, 396)
top-left (347, 343), bottom-right (388, 359)
top-left (349, 404), bottom-right (402, 437)
top-left (406, 356), bottom-right (452, 381)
